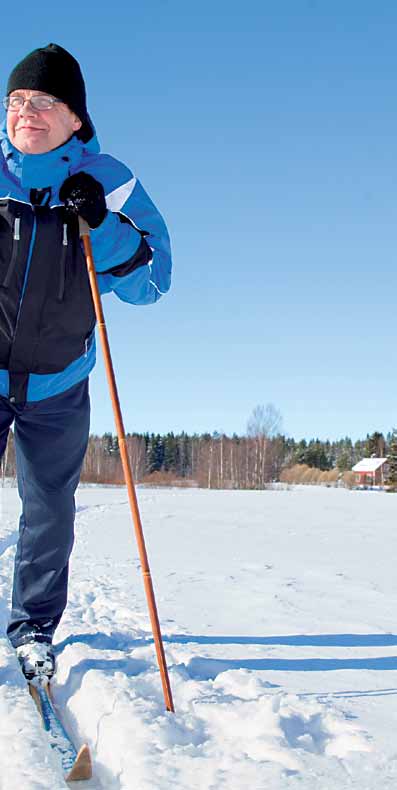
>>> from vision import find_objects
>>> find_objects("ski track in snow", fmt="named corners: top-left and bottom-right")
top-left (1, 485), bottom-right (397, 787)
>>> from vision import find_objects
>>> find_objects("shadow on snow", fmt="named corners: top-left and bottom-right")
top-left (54, 631), bottom-right (397, 685)
top-left (56, 632), bottom-right (397, 652)
top-left (164, 633), bottom-right (397, 648)
top-left (186, 655), bottom-right (397, 680)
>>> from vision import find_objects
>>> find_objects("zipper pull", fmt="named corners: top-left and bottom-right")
top-left (3, 217), bottom-right (21, 288)
top-left (85, 339), bottom-right (88, 357)
top-left (57, 224), bottom-right (68, 301)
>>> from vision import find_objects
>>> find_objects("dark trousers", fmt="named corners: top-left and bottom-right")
top-left (2, 379), bottom-right (90, 648)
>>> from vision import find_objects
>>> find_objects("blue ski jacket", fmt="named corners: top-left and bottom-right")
top-left (0, 119), bottom-right (171, 403)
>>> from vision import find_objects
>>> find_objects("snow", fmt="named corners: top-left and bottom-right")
top-left (0, 484), bottom-right (397, 788)
top-left (352, 458), bottom-right (387, 472)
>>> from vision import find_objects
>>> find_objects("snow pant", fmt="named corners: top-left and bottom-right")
top-left (3, 379), bottom-right (90, 648)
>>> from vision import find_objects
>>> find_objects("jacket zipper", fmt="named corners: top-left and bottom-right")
top-left (3, 217), bottom-right (20, 288)
top-left (57, 223), bottom-right (68, 301)
top-left (13, 212), bottom-right (36, 340)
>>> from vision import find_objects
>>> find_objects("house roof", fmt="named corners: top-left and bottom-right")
top-left (352, 458), bottom-right (387, 473)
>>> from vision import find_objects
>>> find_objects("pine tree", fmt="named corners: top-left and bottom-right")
top-left (304, 439), bottom-right (332, 470)
top-left (365, 431), bottom-right (386, 458)
top-left (386, 429), bottom-right (397, 491)
top-left (354, 438), bottom-right (366, 464)
top-left (294, 439), bottom-right (307, 464)
top-left (102, 433), bottom-right (120, 456)
top-left (102, 432), bottom-right (114, 456)
top-left (336, 450), bottom-right (352, 472)
top-left (146, 433), bottom-right (164, 473)
top-left (334, 437), bottom-right (353, 471)
top-left (177, 432), bottom-right (190, 477)
top-left (163, 433), bottom-right (177, 471)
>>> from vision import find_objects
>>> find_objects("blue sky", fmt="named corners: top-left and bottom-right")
top-left (1, 1), bottom-right (397, 441)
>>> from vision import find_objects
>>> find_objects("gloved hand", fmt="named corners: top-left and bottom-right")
top-left (59, 172), bottom-right (107, 229)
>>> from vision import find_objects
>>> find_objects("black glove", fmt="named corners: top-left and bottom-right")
top-left (59, 172), bottom-right (107, 229)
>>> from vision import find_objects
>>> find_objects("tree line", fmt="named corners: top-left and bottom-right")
top-left (0, 405), bottom-right (393, 489)
top-left (2, 420), bottom-right (393, 491)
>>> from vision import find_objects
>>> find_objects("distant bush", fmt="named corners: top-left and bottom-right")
top-left (341, 471), bottom-right (356, 489)
top-left (280, 464), bottom-right (355, 489)
top-left (140, 470), bottom-right (198, 488)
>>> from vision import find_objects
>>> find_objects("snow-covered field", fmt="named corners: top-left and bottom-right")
top-left (1, 484), bottom-right (397, 789)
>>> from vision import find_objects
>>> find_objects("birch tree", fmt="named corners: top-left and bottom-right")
top-left (247, 403), bottom-right (283, 488)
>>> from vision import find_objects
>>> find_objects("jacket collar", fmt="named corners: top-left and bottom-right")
top-left (0, 120), bottom-right (100, 190)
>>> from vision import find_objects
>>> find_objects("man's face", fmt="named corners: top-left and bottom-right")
top-left (6, 90), bottom-right (82, 154)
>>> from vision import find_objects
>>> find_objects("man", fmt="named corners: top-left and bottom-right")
top-left (0, 43), bottom-right (171, 679)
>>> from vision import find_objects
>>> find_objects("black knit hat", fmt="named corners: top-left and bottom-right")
top-left (7, 43), bottom-right (93, 142)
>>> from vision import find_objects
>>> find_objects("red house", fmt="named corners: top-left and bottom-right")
top-left (352, 458), bottom-right (388, 488)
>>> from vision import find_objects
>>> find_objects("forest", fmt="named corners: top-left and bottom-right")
top-left (0, 405), bottom-right (393, 489)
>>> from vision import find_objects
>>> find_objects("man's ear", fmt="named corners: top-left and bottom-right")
top-left (73, 115), bottom-right (83, 132)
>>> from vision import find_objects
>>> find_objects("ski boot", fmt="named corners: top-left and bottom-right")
top-left (16, 642), bottom-right (55, 681)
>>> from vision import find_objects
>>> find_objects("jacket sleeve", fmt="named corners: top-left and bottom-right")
top-left (85, 156), bottom-right (172, 305)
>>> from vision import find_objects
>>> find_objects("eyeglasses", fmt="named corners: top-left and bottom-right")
top-left (2, 95), bottom-right (63, 112)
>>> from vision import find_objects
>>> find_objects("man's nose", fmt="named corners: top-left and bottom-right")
top-left (18, 99), bottom-right (38, 116)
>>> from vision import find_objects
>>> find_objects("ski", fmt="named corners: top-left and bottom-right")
top-left (29, 678), bottom-right (92, 782)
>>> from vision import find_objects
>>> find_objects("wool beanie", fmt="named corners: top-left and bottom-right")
top-left (7, 43), bottom-right (93, 142)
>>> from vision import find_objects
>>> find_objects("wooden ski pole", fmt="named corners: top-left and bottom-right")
top-left (79, 216), bottom-right (175, 713)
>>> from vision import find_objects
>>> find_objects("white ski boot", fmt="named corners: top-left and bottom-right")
top-left (16, 642), bottom-right (55, 681)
